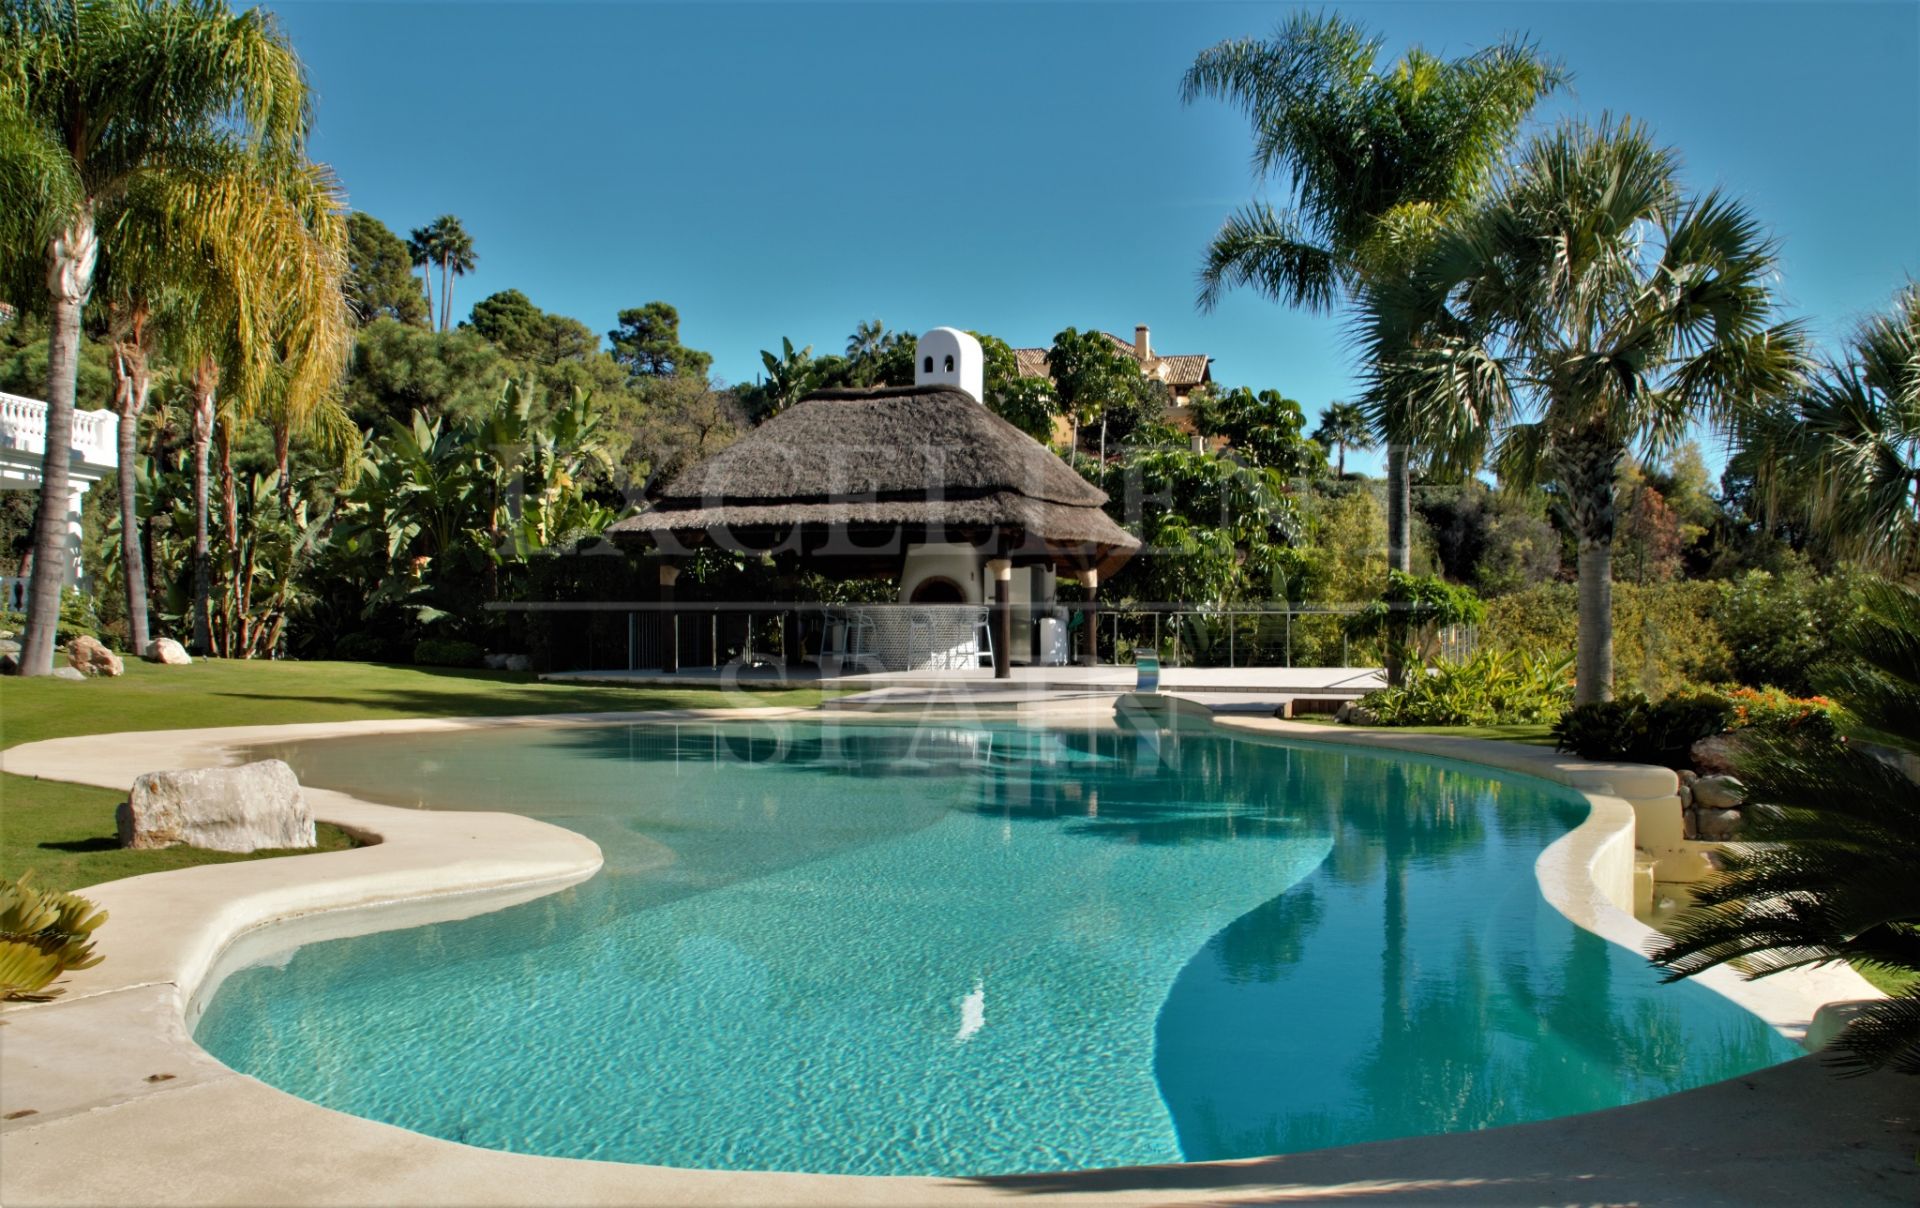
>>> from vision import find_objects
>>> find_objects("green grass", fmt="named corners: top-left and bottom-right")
top-left (3, 774), bottom-right (363, 893)
top-left (0, 658), bottom-right (832, 891)
top-left (1287, 716), bottom-right (1558, 746)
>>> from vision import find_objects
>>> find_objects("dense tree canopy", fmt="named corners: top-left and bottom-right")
top-left (346, 212), bottom-right (428, 327)
top-left (609, 301), bottom-right (712, 381)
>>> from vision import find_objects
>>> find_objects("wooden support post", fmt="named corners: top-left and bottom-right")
top-left (1081, 568), bottom-right (1099, 668)
top-left (989, 558), bottom-right (1012, 680)
top-left (658, 563), bottom-right (679, 674)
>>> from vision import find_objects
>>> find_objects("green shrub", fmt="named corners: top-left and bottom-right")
top-left (1712, 566), bottom-right (1862, 695)
top-left (1486, 580), bottom-right (1730, 697)
top-left (330, 632), bottom-right (397, 663)
top-left (0, 587), bottom-right (105, 648)
top-left (1355, 649), bottom-right (1573, 726)
top-left (412, 637), bottom-right (486, 668)
top-left (1723, 686), bottom-right (1846, 749)
top-left (1551, 691), bottom-right (1735, 768)
top-left (0, 876), bottom-right (107, 1000)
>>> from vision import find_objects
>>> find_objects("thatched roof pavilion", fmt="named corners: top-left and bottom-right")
top-left (607, 384), bottom-right (1139, 577)
top-left (607, 337), bottom-right (1139, 676)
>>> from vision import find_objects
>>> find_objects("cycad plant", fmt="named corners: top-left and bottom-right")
top-left (1651, 580), bottom-right (1920, 1075)
top-left (0, 876), bottom-right (107, 1001)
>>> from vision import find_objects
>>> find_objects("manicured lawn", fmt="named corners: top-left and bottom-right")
top-left (1288, 716), bottom-right (1558, 746)
top-left (0, 658), bottom-right (832, 892)
top-left (3, 774), bottom-right (362, 894)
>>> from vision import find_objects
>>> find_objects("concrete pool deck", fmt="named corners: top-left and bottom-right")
top-left (1, 707), bottom-right (1915, 1206)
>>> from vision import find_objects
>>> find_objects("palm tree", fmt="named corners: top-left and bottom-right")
top-left (407, 227), bottom-right (436, 332)
top-left (1739, 283), bottom-right (1920, 574)
top-left (0, 0), bottom-right (307, 675)
top-left (847, 318), bottom-right (888, 363)
top-left (412, 214), bottom-right (475, 334)
top-left (1361, 119), bottom-right (1805, 703)
top-left (1182, 13), bottom-right (1562, 589)
top-left (1312, 401), bottom-right (1375, 478)
top-left (1652, 580), bottom-right (1920, 1075)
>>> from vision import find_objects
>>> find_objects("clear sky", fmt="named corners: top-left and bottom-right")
top-left (276, 1), bottom-right (1919, 475)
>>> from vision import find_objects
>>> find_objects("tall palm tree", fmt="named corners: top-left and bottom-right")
top-left (411, 214), bottom-right (475, 334)
top-left (1740, 283), bottom-right (1920, 573)
top-left (123, 154), bottom-right (349, 654)
top-left (0, 0), bottom-right (307, 675)
top-left (1182, 13), bottom-right (1562, 590)
top-left (1361, 119), bottom-right (1805, 703)
top-left (1312, 401), bottom-right (1375, 478)
top-left (406, 226), bottom-right (435, 332)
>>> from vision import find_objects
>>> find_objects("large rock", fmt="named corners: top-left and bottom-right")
top-left (502, 654), bottom-right (531, 673)
top-left (142, 637), bottom-right (192, 666)
top-left (1692, 774), bottom-right (1746, 809)
top-left (1690, 732), bottom-right (1748, 777)
top-left (116, 760), bottom-right (314, 853)
top-left (0, 638), bottom-right (19, 657)
top-left (1696, 807), bottom-right (1744, 841)
top-left (51, 666), bottom-right (84, 681)
top-left (67, 635), bottom-right (124, 677)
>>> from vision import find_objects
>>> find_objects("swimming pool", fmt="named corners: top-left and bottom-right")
top-left (194, 719), bottom-right (1794, 1176)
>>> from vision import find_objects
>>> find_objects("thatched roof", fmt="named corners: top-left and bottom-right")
top-left (608, 385), bottom-right (1139, 571)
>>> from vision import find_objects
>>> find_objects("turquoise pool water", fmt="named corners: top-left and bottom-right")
top-left (195, 720), bottom-right (1795, 1176)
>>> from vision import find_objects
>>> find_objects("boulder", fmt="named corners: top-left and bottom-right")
top-left (502, 654), bottom-right (531, 673)
top-left (116, 760), bottom-right (314, 853)
top-left (142, 637), bottom-right (192, 666)
top-left (1696, 807), bottom-right (1744, 841)
top-left (1682, 810), bottom-right (1700, 841)
top-left (1692, 774), bottom-right (1746, 809)
top-left (1690, 733), bottom-right (1748, 777)
top-left (482, 653), bottom-right (509, 670)
top-left (66, 635), bottom-right (123, 677)
top-left (1677, 768), bottom-right (1698, 785)
top-left (51, 666), bottom-right (85, 681)
top-left (1676, 782), bottom-right (1693, 809)
top-left (0, 638), bottom-right (18, 657)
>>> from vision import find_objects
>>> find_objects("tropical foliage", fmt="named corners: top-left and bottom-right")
top-left (1357, 649), bottom-right (1573, 726)
top-left (1361, 118), bottom-right (1806, 704)
top-left (0, 876), bottom-right (106, 1000)
top-left (1651, 580), bottom-right (1920, 1074)
top-left (1738, 283), bottom-right (1920, 574)
top-left (1182, 11), bottom-right (1562, 586)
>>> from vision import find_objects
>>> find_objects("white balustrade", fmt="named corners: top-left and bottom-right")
top-left (0, 392), bottom-right (119, 469)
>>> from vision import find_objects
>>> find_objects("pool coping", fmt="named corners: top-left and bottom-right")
top-left (2, 707), bottom-right (1914, 1206)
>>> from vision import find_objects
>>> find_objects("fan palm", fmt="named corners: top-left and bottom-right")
top-left (1182, 12), bottom-right (1561, 582)
top-left (1312, 401), bottom-right (1375, 478)
top-left (409, 214), bottom-right (475, 334)
top-left (406, 226), bottom-right (435, 332)
top-left (1652, 579), bottom-right (1920, 1075)
top-left (1360, 118), bottom-right (1805, 703)
top-left (1739, 283), bottom-right (1920, 573)
top-left (0, 0), bottom-right (307, 675)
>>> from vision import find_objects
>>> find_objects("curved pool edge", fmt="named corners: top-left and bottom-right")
top-left (1206, 716), bottom-right (1885, 1045)
top-left (1, 709), bottom-right (1912, 1208)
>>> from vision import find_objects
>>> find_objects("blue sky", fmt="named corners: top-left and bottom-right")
top-left (277, 1), bottom-right (1919, 474)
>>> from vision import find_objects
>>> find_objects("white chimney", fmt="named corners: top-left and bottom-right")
top-left (913, 327), bottom-right (984, 403)
top-left (1134, 324), bottom-right (1150, 360)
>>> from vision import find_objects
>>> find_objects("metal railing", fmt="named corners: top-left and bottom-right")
top-left (491, 599), bottom-right (1473, 673)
